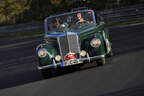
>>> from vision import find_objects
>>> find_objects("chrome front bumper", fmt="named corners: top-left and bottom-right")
top-left (38, 54), bottom-right (105, 70)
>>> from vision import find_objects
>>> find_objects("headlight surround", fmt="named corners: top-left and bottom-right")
top-left (55, 55), bottom-right (61, 62)
top-left (90, 38), bottom-right (101, 48)
top-left (38, 48), bottom-right (47, 58)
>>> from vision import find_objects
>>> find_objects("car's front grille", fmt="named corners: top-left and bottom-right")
top-left (59, 35), bottom-right (69, 57)
top-left (68, 34), bottom-right (79, 54)
top-left (58, 34), bottom-right (80, 60)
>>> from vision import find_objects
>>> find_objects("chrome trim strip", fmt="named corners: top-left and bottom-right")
top-left (86, 53), bottom-right (90, 62)
top-left (38, 54), bottom-right (106, 70)
top-left (81, 54), bottom-right (105, 61)
top-left (76, 34), bottom-right (81, 55)
top-left (57, 36), bottom-right (64, 62)
top-left (91, 10), bottom-right (97, 25)
top-left (67, 32), bottom-right (71, 52)
top-left (53, 59), bottom-right (57, 66)
top-left (38, 63), bottom-right (61, 70)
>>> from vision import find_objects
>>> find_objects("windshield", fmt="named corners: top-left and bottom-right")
top-left (45, 10), bottom-right (96, 34)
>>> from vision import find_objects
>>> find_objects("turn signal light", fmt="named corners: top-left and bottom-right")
top-left (55, 55), bottom-right (61, 62)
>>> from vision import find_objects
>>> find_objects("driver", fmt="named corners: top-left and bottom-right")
top-left (76, 13), bottom-right (85, 24)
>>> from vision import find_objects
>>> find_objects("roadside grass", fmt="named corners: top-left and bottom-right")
top-left (1, 18), bottom-right (144, 39)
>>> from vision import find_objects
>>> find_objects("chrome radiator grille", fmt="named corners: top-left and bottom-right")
top-left (58, 34), bottom-right (80, 59)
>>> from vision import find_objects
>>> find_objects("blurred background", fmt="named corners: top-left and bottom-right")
top-left (0, 0), bottom-right (144, 26)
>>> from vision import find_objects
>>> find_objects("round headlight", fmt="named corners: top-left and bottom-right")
top-left (90, 38), bottom-right (101, 48)
top-left (80, 50), bottom-right (87, 57)
top-left (55, 55), bottom-right (61, 62)
top-left (38, 48), bottom-right (47, 58)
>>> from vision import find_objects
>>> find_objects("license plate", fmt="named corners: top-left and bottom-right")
top-left (63, 59), bottom-right (79, 66)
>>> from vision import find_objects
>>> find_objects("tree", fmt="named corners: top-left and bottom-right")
top-left (50, 0), bottom-right (62, 5)
top-left (116, 0), bottom-right (121, 7)
top-left (49, 0), bottom-right (73, 12)
top-left (0, 0), bottom-right (32, 24)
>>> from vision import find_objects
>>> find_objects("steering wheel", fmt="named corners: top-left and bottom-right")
top-left (76, 20), bottom-right (88, 25)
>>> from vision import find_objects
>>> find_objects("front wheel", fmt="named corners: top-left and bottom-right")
top-left (106, 41), bottom-right (113, 57)
top-left (96, 57), bottom-right (106, 66)
top-left (107, 50), bottom-right (113, 57)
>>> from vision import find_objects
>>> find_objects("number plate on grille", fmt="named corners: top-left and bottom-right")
top-left (63, 59), bottom-right (79, 66)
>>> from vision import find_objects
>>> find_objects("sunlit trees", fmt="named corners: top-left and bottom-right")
top-left (0, 0), bottom-right (32, 24)
top-left (50, 0), bottom-right (73, 12)
top-left (51, 0), bottom-right (62, 5)
top-left (0, 0), bottom-right (144, 25)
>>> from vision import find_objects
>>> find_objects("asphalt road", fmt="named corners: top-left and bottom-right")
top-left (0, 24), bottom-right (144, 96)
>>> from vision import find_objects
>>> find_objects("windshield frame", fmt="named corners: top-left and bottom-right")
top-left (44, 9), bottom-right (97, 35)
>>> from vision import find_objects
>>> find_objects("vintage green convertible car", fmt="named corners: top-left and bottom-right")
top-left (36, 8), bottom-right (113, 77)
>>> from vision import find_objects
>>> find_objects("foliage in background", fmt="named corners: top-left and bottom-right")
top-left (0, 0), bottom-right (32, 25)
top-left (0, 0), bottom-right (144, 25)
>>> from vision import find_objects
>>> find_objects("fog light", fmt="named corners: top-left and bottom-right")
top-left (55, 55), bottom-right (61, 62)
top-left (80, 50), bottom-right (86, 57)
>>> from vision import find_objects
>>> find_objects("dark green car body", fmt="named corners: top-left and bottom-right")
top-left (36, 9), bottom-right (112, 72)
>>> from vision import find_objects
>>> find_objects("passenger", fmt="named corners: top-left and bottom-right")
top-left (54, 20), bottom-right (60, 28)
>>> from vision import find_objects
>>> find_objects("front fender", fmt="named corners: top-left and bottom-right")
top-left (36, 44), bottom-right (58, 66)
top-left (81, 33), bottom-right (106, 57)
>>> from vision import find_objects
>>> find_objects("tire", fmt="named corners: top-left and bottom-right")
top-left (106, 41), bottom-right (113, 57)
top-left (97, 57), bottom-right (106, 66)
top-left (107, 50), bottom-right (113, 57)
